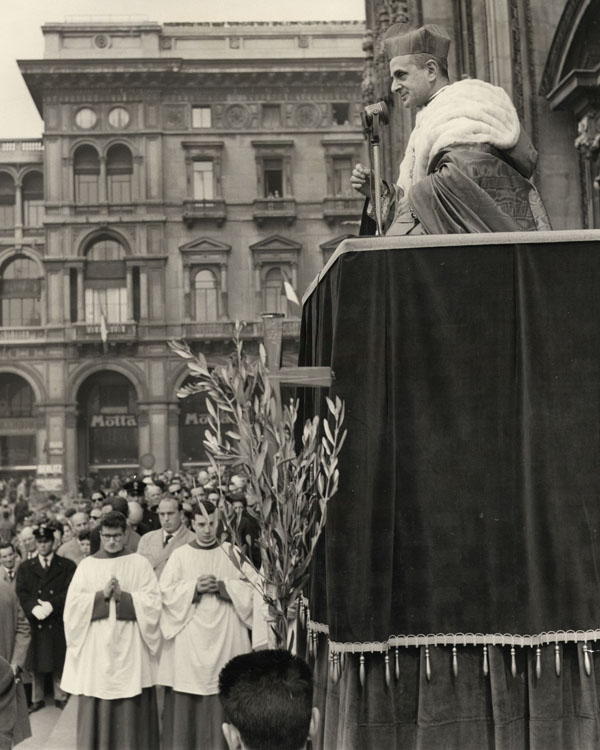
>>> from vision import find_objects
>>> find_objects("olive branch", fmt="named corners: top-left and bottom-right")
top-left (169, 321), bottom-right (346, 648)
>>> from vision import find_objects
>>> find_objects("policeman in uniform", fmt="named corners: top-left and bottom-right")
top-left (15, 524), bottom-right (76, 712)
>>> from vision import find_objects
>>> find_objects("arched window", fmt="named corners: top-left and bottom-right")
top-left (263, 267), bottom-right (286, 314)
top-left (0, 374), bottom-right (36, 471)
top-left (0, 374), bottom-right (34, 417)
top-left (84, 237), bottom-right (128, 324)
top-left (22, 171), bottom-right (44, 228)
top-left (106, 144), bottom-right (133, 204)
top-left (0, 173), bottom-right (15, 229)
top-left (74, 145), bottom-right (100, 204)
top-left (0, 256), bottom-right (41, 327)
top-left (193, 269), bottom-right (218, 322)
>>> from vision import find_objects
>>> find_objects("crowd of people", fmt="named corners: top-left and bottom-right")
top-left (0, 468), bottom-right (317, 750)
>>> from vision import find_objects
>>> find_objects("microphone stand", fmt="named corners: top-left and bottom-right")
top-left (362, 102), bottom-right (389, 236)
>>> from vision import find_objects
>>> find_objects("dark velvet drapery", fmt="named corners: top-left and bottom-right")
top-left (299, 231), bottom-right (600, 749)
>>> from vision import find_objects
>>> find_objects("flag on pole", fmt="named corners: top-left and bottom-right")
top-left (99, 303), bottom-right (109, 353)
top-left (283, 279), bottom-right (300, 307)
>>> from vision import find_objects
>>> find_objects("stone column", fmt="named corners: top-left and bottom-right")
top-left (168, 407), bottom-right (180, 471)
top-left (77, 269), bottom-right (84, 322)
top-left (14, 183), bottom-right (23, 241)
top-left (64, 409), bottom-right (79, 496)
top-left (99, 156), bottom-right (107, 204)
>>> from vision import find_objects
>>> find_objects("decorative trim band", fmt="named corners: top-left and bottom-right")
top-left (318, 629), bottom-right (600, 654)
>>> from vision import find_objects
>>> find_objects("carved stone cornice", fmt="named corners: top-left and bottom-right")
top-left (20, 60), bottom-right (364, 113)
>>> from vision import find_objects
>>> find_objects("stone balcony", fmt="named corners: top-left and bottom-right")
top-left (322, 195), bottom-right (364, 224)
top-left (0, 326), bottom-right (63, 344)
top-left (252, 198), bottom-right (297, 226)
top-left (183, 319), bottom-right (301, 340)
top-left (71, 322), bottom-right (138, 342)
top-left (182, 199), bottom-right (227, 227)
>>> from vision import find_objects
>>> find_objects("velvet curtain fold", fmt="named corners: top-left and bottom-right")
top-left (299, 236), bottom-right (600, 747)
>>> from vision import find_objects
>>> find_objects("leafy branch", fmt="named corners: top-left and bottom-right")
top-left (169, 321), bottom-right (346, 648)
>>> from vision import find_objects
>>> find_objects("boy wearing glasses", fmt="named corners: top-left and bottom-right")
top-left (61, 511), bottom-right (162, 750)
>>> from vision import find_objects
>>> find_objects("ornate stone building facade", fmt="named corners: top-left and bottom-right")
top-left (0, 21), bottom-right (365, 491)
top-left (362, 0), bottom-right (598, 231)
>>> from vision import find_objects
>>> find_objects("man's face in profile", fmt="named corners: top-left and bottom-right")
top-left (390, 55), bottom-right (435, 108)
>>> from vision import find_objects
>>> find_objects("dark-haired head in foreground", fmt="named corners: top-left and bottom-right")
top-left (219, 649), bottom-right (319, 750)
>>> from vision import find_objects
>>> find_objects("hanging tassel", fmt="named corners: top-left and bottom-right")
top-left (329, 651), bottom-right (335, 681)
top-left (584, 645), bottom-right (592, 677)
top-left (555, 644), bottom-right (561, 677)
top-left (384, 652), bottom-right (391, 687)
top-left (341, 651), bottom-right (346, 673)
top-left (452, 646), bottom-right (458, 678)
top-left (483, 644), bottom-right (489, 677)
top-left (313, 631), bottom-right (318, 660)
top-left (535, 646), bottom-right (542, 679)
top-left (335, 652), bottom-right (341, 683)
top-left (425, 645), bottom-right (432, 682)
top-left (300, 602), bottom-right (306, 628)
top-left (359, 654), bottom-right (366, 687)
top-left (510, 646), bottom-right (517, 678)
top-left (307, 630), bottom-right (313, 658)
top-left (395, 647), bottom-right (400, 681)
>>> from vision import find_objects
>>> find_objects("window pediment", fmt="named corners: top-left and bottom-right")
top-left (179, 237), bottom-right (231, 266)
top-left (249, 234), bottom-right (301, 265)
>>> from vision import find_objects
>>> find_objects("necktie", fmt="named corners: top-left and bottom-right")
top-left (7, 570), bottom-right (13, 581)
top-left (41, 557), bottom-right (47, 570)
top-left (164, 534), bottom-right (173, 548)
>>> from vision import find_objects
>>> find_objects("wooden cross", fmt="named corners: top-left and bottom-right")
top-left (261, 313), bottom-right (333, 421)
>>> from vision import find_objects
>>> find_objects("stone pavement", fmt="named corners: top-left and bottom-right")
top-left (17, 697), bottom-right (77, 750)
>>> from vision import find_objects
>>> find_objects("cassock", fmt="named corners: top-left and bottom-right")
top-left (158, 541), bottom-right (266, 750)
top-left (61, 550), bottom-right (162, 750)
top-left (361, 78), bottom-right (551, 235)
top-left (0, 582), bottom-right (31, 748)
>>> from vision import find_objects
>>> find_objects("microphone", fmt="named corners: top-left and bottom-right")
top-left (362, 101), bottom-right (390, 127)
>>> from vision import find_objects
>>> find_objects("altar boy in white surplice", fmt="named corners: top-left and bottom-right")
top-left (158, 499), bottom-right (267, 750)
top-left (61, 510), bottom-right (162, 750)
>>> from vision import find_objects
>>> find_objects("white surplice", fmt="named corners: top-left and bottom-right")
top-left (61, 552), bottom-right (162, 700)
top-left (158, 542), bottom-right (264, 695)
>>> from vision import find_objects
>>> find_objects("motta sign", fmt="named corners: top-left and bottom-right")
top-left (184, 412), bottom-right (234, 426)
top-left (90, 414), bottom-right (137, 428)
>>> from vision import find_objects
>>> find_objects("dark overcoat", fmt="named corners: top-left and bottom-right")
top-left (15, 555), bottom-right (76, 673)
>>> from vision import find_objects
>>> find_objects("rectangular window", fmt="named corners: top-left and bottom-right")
top-left (263, 159), bottom-right (283, 198)
top-left (192, 106), bottom-right (212, 128)
top-left (332, 103), bottom-right (350, 125)
top-left (0, 203), bottom-right (14, 229)
top-left (108, 174), bottom-right (132, 204)
top-left (75, 174), bottom-right (99, 204)
top-left (262, 104), bottom-right (281, 129)
top-left (84, 287), bottom-right (128, 324)
top-left (0, 435), bottom-right (36, 468)
top-left (333, 157), bottom-right (353, 197)
top-left (24, 200), bottom-right (44, 228)
top-left (193, 162), bottom-right (214, 201)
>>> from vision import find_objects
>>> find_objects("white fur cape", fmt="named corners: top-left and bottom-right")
top-left (397, 78), bottom-right (520, 196)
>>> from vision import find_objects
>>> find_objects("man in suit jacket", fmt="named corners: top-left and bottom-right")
top-left (0, 543), bottom-right (19, 588)
top-left (15, 525), bottom-right (76, 712)
top-left (0, 581), bottom-right (31, 746)
top-left (137, 496), bottom-right (194, 579)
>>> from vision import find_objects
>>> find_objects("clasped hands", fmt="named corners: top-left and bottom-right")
top-left (103, 576), bottom-right (122, 602)
top-left (31, 599), bottom-right (53, 620)
top-left (196, 574), bottom-right (220, 595)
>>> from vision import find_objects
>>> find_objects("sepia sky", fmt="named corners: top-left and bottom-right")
top-left (1, 0), bottom-right (365, 138)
